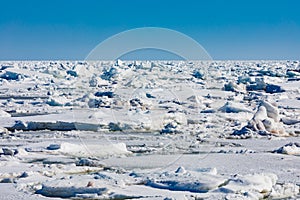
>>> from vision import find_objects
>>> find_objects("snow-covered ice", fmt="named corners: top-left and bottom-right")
top-left (0, 60), bottom-right (299, 199)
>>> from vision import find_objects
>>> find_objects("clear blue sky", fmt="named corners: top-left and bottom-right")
top-left (1, 0), bottom-right (300, 60)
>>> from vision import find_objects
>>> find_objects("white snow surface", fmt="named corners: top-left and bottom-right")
top-left (0, 60), bottom-right (299, 199)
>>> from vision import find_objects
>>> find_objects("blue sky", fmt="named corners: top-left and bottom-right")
top-left (1, 0), bottom-right (300, 60)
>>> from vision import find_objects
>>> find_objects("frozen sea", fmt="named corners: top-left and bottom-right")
top-left (0, 60), bottom-right (299, 199)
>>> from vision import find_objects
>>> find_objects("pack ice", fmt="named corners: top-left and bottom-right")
top-left (0, 60), bottom-right (299, 199)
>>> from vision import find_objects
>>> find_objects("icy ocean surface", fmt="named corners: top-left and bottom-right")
top-left (0, 60), bottom-right (299, 199)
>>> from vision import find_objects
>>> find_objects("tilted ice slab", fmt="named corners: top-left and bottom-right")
top-left (274, 142), bottom-right (300, 155)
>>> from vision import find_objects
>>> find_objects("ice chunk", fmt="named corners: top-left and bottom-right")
top-left (265, 84), bottom-right (285, 93)
top-left (218, 102), bottom-right (252, 113)
top-left (270, 183), bottom-right (299, 199)
top-left (0, 71), bottom-right (24, 80)
top-left (0, 109), bottom-right (11, 117)
top-left (58, 142), bottom-right (130, 157)
top-left (37, 181), bottom-right (107, 198)
top-left (192, 70), bottom-right (205, 79)
top-left (101, 67), bottom-right (118, 81)
top-left (220, 173), bottom-right (277, 197)
top-left (146, 168), bottom-right (227, 193)
top-left (260, 100), bottom-right (280, 122)
top-left (46, 96), bottom-right (70, 106)
top-left (94, 91), bottom-right (114, 98)
top-left (224, 81), bottom-right (246, 93)
top-left (274, 142), bottom-right (300, 155)
top-left (2, 147), bottom-right (18, 156)
top-left (246, 78), bottom-right (266, 91)
top-left (46, 144), bottom-right (61, 150)
top-left (233, 101), bottom-right (287, 137)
